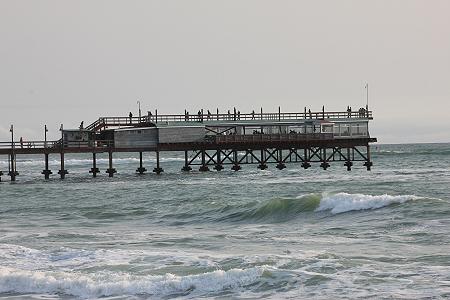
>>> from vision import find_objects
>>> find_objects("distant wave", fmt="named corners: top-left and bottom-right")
top-left (0, 266), bottom-right (267, 298)
top-left (315, 192), bottom-right (420, 214)
top-left (217, 193), bottom-right (422, 223)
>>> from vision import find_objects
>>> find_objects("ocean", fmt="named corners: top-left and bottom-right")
top-left (0, 143), bottom-right (449, 299)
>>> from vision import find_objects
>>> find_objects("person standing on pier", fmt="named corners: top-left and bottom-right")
top-left (20, 137), bottom-right (23, 148)
top-left (129, 112), bottom-right (133, 124)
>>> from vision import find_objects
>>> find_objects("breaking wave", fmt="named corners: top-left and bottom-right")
top-left (0, 266), bottom-right (267, 298)
top-left (218, 193), bottom-right (422, 222)
top-left (315, 193), bottom-right (421, 214)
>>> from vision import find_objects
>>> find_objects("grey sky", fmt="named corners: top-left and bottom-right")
top-left (1, 0), bottom-right (449, 143)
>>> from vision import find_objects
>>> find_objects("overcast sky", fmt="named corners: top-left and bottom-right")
top-left (0, 0), bottom-right (449, 143)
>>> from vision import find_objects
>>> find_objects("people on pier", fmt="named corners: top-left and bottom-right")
top-left (79, 121), bottom-right (84, 130)
top-left (251, 110), bottom-right (255, 119)
top-left (20, 137), bottom-right (23, 148)
top-left (207, 110), bottom-right (212, 120)
top-left (147, 111), bottom-right (153, 122)
top-left (347, 106), bottom-right (352, 118)
top-left (129, 112), bottom-right (133, 124)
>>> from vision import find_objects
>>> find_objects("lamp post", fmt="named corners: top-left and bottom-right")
top-left (137, 100), bottom-right (141, 121)
top-left (44, 125), bottom-right (48, 148)
top-left (9, 124), bottom-right (16, 181)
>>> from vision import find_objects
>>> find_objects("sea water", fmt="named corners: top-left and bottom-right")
top-left (0, 143), bottom-right (449, 299)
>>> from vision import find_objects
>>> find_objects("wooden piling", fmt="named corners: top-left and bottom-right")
top-left (136, 152), bottom-right (147, 174)
top-left (58, 152), bottom-right (68, 179)
top-left (106, 151), bottom-right (116, 177)
top-left (41, 153), bottom-right (52, 179)
top-left (153, 150), bottom-right (163, 174)
top-left (90, 153), bottom-right (100, 177)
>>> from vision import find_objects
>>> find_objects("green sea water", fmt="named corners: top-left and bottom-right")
top-left (0, 143), bottom-right (449, 299)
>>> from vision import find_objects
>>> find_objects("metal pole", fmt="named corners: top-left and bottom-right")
top-left (10, 125), bottom-right (16, 181)
top-left (137, 100), bottom-right (141, 120)
top-left (44, 125), bottom-right (48, 148)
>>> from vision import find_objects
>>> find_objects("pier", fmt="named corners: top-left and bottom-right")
top-left (0, 108), bottom-right (376, 181)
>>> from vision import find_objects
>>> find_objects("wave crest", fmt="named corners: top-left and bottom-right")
top-left (315, 193), bottom-right (420, 214)
top-left (0, 266), bottom-right (266, 298)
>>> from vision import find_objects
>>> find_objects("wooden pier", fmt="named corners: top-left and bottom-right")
top-left (0, 108), bottom-right (376, 181)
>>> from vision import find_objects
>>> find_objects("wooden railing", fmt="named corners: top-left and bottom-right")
top-left (214, 133), bottom-right (334, 143)
top-left (85, 110), bottom-right (373, 132)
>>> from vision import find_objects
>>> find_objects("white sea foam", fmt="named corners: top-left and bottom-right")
top-left (315, 193), bottom-right (420, 214)
top-left (0, 266), bottom-right (266, 298)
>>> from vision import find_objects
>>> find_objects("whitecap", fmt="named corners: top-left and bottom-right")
top-left (315, 192), bottom-right (421, 214)
top-left (0, 266), bottom-right (266, 298)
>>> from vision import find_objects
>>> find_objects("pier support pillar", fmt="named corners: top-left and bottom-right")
top-left (276, 149), bottom-right (286, 170)
top-left (181, 151), bottom-right (192, 172)
top-left (58, 152), bottom-right (68, 179)
top-left (301, 148), bottom-right (311, 169)
top-left (364, 145), bottom-right (373, 171)
top-left (214, 150), bottom-right (223, 171)
top-left (231, 150), bottom-right (241, 171)
top-left (89, 153), bottom-right (100, 177)
top-left (153, 151), bottom-right (164, 174)
top-left (345, 148), bottom-right (352, 171)
top-left (8, 153), bottom-right (18, 181)
top-left (41, 153), bottom-right (52, 179)
top-left (136, 152), bottom-right (147, 174)
top-left (320, 149), bottom-right (330, 170)
top-left (199, 150), bottom-right (209, 172)
top-left (106, 151), bottom-right (116, 177)
top-left (258, 149), bottom-right (267, 170)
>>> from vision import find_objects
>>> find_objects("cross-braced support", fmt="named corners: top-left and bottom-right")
top-left (179, 145), bottom-right (372, 172)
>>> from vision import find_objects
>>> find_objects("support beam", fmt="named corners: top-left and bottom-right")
top-left (214, 150), bottom-right (223, 171)
top-left (344, 148), bottom-right (353, 171)
top-left (231, 150), bottom-right (241, 171)
top-left (182, 150), bottom-right (192, 171)
top-left (41, 153), bottom-right (52, 179)
top-left (105, 151), bottom-right (116, 177)
top-left (364, 145), bottom-right (373, 171)
top-left (276, 149), bottom-right (286, 170)
top-left (320, 148), bottom-right (330, 170)
top-left (258, 149), bottom-right (267, 170)
top-left (136, 152), bottom-right (147, 174)
top-left (301, 148), bottom-right (311, 169)
top-left (8, 153), bottom-right (18, 181)
top-left (153, 151), bottom-right (164, 174)
top-left (199, 150), bottom-right (209, 171)
top-left (58, 152), bottom-right (68, 179)
top-left (89, 153), bottom-right (100, 177)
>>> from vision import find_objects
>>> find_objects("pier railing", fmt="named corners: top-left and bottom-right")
top-left (213, 133), bottom-right (334, 143)
top-left (85, 110), bottom-right (373, 131)
top-left (0, 140), bottom-right (115, 150)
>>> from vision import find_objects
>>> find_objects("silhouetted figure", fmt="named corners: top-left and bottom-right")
top-left (207, 110), bottom-right (211, 120)
top-left (79, 121), bottom-right (84, 129)
top-left (20, 137), bottom-right (23, 149)
top-left (347, 106), bottom-right (351, 118)
top-left (129, 112), bottom-right (133, 124)
top-left (251, 110), bottom-right (255, 119)
top-left (308, 109), bottom-right (312, 119)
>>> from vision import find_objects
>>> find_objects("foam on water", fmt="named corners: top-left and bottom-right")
top-left (0, 266), bottom-right (267, 298)
top-left (315, 192), bottom-right (421, 214)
